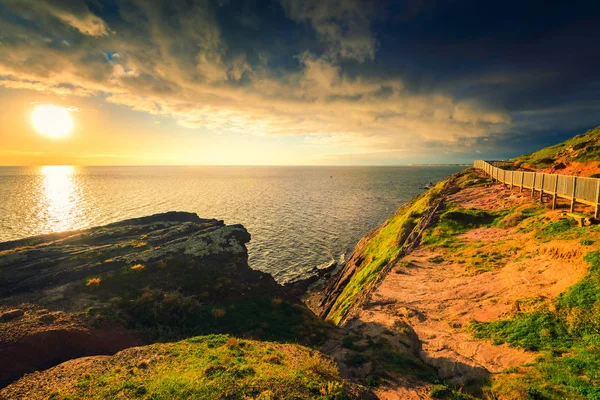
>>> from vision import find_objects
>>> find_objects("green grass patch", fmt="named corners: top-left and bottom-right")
top-left (512, 126), bottom-right (600, 167)
top-left (41, 334), bottom-right (364, 399)
top-left (421, 205), bottom-right (508, 249)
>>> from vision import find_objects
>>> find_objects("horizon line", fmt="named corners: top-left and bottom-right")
top-left (0, 163), bottom-right (473, 168)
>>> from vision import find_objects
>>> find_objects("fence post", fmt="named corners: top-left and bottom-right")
top-left (520, 172), bottom-right (524, 192)
top-left (510, 170), bottom-right (514, 190)
top-left (595, 179), bottom-right (600, 219)
top-left (539, 174), bottom-right (545, 202)
top-left (552, 175), bottom-right (559, 210)
top-left (532, 172), bottom-right (536, 197)
top-left (570, 176), bottom-right (577, 212)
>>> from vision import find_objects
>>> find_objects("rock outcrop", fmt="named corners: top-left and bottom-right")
top-left (0, 212), bottom-right (311, 388)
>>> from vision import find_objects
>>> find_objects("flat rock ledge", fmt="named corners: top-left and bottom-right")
top-left (0, 211), bottom-right (285, 388)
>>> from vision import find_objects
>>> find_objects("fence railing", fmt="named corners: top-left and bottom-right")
top-left (473, 160), bottom-right (600, 218)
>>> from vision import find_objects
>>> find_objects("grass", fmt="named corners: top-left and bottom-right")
top-left (471, 250), bottom-right (600, 399)
top-left (43, 334), bottom-right (363, 399)
top-left (512, 126), bottom-right (600, 168)
top-left (76, 254), bottom-right (332, 344)
top-left (429, 384), bottom-right (478, 400)
top-left (89, 288), bottom-right (332, 345)
top-left (421, 204), bottom-right (508, 249)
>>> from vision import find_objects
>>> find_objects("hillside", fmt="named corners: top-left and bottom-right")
top-left (512, 125), bottom-right (600, 176)
top-left (309, 127), bottom-right (600, 399)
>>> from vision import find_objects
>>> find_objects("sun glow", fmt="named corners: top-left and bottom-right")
top-left (39, 165), bottom-right (85, 233)
top-left (31, 105), bottom-right (73, 139)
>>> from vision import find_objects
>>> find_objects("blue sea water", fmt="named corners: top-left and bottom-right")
top-left (0, 165), bottom-right (464, 282)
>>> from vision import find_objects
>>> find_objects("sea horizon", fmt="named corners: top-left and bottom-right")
top-left (0, 165), bottom-right (464, 283)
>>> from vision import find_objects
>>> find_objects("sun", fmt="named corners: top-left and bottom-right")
top-left (31, 105), bottom-right (74, 139)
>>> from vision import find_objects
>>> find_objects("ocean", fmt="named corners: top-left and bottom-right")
top-left (0, 165), bottom-right (464, 282)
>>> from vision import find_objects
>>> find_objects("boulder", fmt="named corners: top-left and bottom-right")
top-left (0, 309), bottom-right (24, 322)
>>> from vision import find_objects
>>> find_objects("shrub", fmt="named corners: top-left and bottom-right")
top-left (211, 308), bottom-right (226, 319)
top-left (536, 157), bottom-right (555, 167)
top-left (500, 211), bottom-right (523, 228)
top-left (430, 384), bottom-right (451, 398)
top-left (319, 381), bottom-right (344, 397)
top-left (581, 239), bottom-right (595, 246)
top-left (226, 337), bottom-right (239, 348)
top-left (428, 255), bottom-right (445, 264)
top-left (123, 288), bottom-right (201, 328)
top-left (264, 354), bottom-right (282, 364)
top-left (270, 298), bottom-right (283, 307)
top-left (86, 277), bottom-right (101, 287)
top-left (365, 374), bottom-right (380, 387)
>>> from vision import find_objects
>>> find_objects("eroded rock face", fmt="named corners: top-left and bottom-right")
top-left (0, 212), bottom-right (290, 388)
top-left (0, 212), bottom-right (250, 299)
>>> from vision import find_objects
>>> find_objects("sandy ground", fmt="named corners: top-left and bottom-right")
top-left (448, 183), bottom-right (535, 210)
top-left (351, 181), bottom-right (590, 398)
top-left (529, 160), bottom-right (600, 177)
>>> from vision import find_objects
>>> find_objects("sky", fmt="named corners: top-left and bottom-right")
top-left (1, 0), bottom-right (600, 166)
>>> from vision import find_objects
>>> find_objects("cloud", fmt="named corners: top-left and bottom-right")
top-left (2, 0), bottom-right (596, 162)
top-left (52, 8), bottom-right (112, 37)
top-left (280, 0), bottom-right (377, 62)
top-left (2, 0), bottom-right (112, 37)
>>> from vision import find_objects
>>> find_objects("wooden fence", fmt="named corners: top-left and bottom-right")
top-left (473, 160), bottom-right (600, 218)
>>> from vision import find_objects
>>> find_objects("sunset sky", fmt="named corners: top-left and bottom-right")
top-left (1, 0), bottom-right (600, 165)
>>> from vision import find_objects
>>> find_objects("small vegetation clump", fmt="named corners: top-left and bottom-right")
top-left (40, 334), bottom-right (364, 399)
top-left (429, 384), bottom-right (477, 399)
top-left (211, 308), bottom-right (226, 319)
top-left (130, 263), bottom-right (145, 271)
top-left (130, 239), bottom-right (147, 248)
top-left (498, 210), bottom-right (523, 228)
top-left (86, 277), bottom-right (101, 287)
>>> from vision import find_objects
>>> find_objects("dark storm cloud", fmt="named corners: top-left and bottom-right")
top-left (1, 0), bottom-right (599, 159)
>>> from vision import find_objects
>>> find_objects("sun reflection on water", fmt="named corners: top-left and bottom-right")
top-left (39, 165), bottom-right (85, 233)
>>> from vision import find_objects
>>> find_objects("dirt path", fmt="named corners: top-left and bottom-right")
top-left (358, 251), bottom-right (532, 386)
top-left (351, 181), bottom-right (590, 397)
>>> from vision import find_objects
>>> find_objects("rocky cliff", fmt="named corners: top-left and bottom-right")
top-left (307, 173), bottom-right (465, 325)
top-left (0, 212), bottom-right (337, 394)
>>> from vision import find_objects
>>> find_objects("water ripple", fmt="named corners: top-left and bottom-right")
top-left (0, 165), bottom-right (464, 283)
